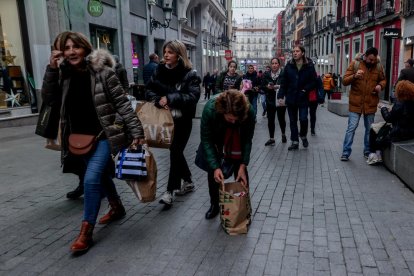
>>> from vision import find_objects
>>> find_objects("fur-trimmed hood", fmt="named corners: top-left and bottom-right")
top-left (87, 49), bottom-right (116, 72)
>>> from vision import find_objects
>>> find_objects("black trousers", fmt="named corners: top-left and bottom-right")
top-left (207, 162), bottom-right (249, 206)
top-left (204, 88), bottom-right (211, 100)
top-left (308, 102), bottom-right (318, 131)
top-left (167, 117), bottom-right (193, 192)
top-left (267, 105), bottom-right (287, 139)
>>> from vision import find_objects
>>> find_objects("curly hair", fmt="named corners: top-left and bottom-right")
top-left (395, 80), bottom-right (414, 102)
top-left (215, 90), bottom-right (250, 122)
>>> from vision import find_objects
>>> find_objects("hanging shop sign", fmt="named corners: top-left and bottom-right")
top-left (88, 0), bottom-right (103, 17)
top-left (405, 36), bottom-right (414, 46)
top-left (383, 28), bottom-right (401, 39)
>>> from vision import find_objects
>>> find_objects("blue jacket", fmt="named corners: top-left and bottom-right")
top-left (143, 61), bottom-right (158, 84)
top-left (277, 58), bottom-right (317, 107)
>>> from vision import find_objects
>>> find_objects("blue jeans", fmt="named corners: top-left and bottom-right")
top-left (248, 93), bottom-right (258, 117)
top-left (83, 139), bottom-right (119, 224)
top-left (342, 112), bottom-right (375, 157)
top-left (260, 94), bottom-right (266, 112)
top-left (287, 105), bottom-right (309, 142)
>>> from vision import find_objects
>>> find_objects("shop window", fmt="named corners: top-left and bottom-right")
top-left (0, 4), bottom-right (29, 109)
top-left (90, 24), bottom-right (117, 54)
top-left (131, 34), bottom-right (145, 84)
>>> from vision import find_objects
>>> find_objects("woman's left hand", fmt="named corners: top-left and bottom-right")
top-left (236, 164), bottom-right (248, 188)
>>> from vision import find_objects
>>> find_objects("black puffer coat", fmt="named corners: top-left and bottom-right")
top-left (41, 49), bottom-right (144, 173)
top-left (145, 62), bottom-right (201, 118)
top-left (381, 101), bottom-right (414, 142)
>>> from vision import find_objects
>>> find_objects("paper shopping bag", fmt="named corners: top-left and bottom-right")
top-left (136, 102), bottom-right (174, 149)
top-left (219, 182), bottom-right (252, 235)
top-left (126, 145), bottom-right (157, 203)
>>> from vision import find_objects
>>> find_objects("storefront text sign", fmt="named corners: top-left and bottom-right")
top-left (88, 0), bottom-right (103, 17)
top-left (383, 28), bottom-right (401, 39)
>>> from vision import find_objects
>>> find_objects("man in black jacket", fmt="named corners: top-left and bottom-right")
top-left (113, 55), bottom-right (130, 92)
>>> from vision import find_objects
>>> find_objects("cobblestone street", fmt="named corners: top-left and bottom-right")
top-left (1, 103), bottom-right (414, 275)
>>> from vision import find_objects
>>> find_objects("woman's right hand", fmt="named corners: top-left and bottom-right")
top-left (214, 168), bottom-right (224, 183)
top-left (158, 96), bottom-right (169, 109)
top-left (49, 50), bottom-right (63, 69)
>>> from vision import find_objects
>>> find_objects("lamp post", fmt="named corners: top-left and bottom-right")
top-left (149, 0), bottom-right (173, 33)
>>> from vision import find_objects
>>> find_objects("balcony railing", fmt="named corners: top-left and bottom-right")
top-left (302, 26), bottom-right (312, 37)
top-left (296, 15), bottom-right (304, 25)
top-left (349, 10), bottom-right (361, 26)
top-left (402, 0), bottom-right (414, 16)
top-left (375, 0), bottom-right (394, 17)
top-left (359, 4), bottom-right (375, 22)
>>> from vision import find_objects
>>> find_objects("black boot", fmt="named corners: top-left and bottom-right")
top-left (66, 182), bottom-right (84, 199)
top-left (205, 204), bottom-right (220, 219)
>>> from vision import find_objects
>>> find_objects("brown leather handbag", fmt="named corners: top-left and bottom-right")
top-left (68, 134), bottom-right (96, 155)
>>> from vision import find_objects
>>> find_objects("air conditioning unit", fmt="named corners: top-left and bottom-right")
top-left (354, 17), bottom-right (360, 23)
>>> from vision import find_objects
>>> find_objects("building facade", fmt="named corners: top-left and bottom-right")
top-left (0, 0), bottom-right (233, 119)
top-left (233, 18), bottom-right (275, 72)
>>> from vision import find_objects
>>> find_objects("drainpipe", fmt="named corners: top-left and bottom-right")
top-left (116, 0), bottom-right (124, 63)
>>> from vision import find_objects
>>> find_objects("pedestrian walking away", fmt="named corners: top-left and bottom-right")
top-left (200, 90), bottom-right (255, 219)
top-left (113, 55), bottom-right (129, 92)
top-left (308, 74), bottom-right (324, 136)
top-left (146, 39), bottom-right (201, 206)
top-left (340, 47), bottom-right (386, 161)
top-left (262, 57), bottom-right (287, 146)
top-left (202, 72), bottom-right (214, 100)
top-left (277, 45), bottom-right (318, 150)
top-left (322, 73), bottom-right (335, 102)
top-left (42, 31), bottom-right (145, 254)
top-left (143, 53), bottom-right (159, 85)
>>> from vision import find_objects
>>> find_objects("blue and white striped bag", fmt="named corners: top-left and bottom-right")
top-left (115, 146), bottom-right (147, 181)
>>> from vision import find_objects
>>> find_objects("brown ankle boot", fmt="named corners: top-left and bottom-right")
top-left (98, 198), bottom-right (126, 224)
top-left (71, 221), bottom-right (94, 253)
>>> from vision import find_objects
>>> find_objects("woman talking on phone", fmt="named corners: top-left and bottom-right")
top-left (42, 31), bottom-right (145, 253)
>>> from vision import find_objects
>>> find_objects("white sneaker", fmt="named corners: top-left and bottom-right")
top-left (175, 181), bottom-right (195, 196)
top-left (159, 191), bottom-right (173, 205)
top-left (376, 151), bottom-right (383, 163)
top-left (367, 153), bottom-right (379, 165)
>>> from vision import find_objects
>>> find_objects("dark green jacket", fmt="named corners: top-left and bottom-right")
top-left (200, 98), bottom-right (256, 170)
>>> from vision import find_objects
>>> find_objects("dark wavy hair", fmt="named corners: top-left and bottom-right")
top-left (215, 89), bottom-right (250, 122)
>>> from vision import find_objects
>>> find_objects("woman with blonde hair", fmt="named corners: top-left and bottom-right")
top-left (200, 89), bottom-right (255, 219)
top-left (146, 39), bottom-right (201, 206)
top-left (367, 80), bottom-right (414, 165)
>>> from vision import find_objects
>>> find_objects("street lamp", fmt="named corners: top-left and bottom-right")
top-left (149, 0), bottom-right (173, 33)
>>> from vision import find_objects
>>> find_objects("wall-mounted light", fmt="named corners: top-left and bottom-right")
top-left (149, 0), bottom-right (173, 33)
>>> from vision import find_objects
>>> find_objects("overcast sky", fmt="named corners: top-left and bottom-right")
top-left (232, 8), bottom-right (285, 23)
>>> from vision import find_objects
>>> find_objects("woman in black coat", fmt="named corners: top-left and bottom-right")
top-left (146, 40), bottom-right (201, 206)
top-left (367, 80), bottom-right (414, 165)
top-left (277, 45), bottom-right (317, 150)
top-left (261, 57), bottom-right (287, 145)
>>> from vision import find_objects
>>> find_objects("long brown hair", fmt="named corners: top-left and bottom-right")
top-left (215, 90), bottom-right (250, 122)
top-left (161, 39), bottom-right (192, 69)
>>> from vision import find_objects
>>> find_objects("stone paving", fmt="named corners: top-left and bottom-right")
top-left (1, 102), bottom-right (414, 275)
